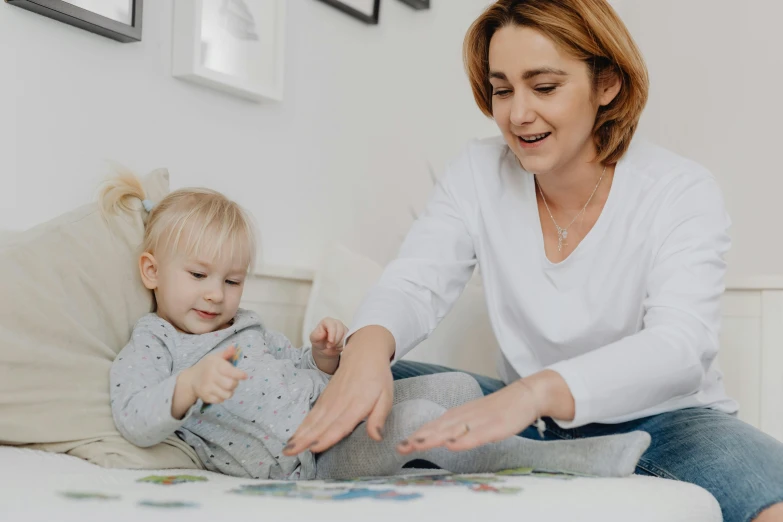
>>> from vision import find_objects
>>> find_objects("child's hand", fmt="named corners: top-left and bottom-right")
top-left (186, 346), bottom-right (248, 406)
top-left (309, 317), bottom-right (348, 359)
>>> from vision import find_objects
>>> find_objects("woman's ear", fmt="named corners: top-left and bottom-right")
top-left (139, 252), bottom-right (159, 290)
top-left (598, 69), bottom-right (622, 107)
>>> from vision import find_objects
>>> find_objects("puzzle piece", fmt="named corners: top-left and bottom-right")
top-left (137, 475), bottom-right (209, 485)
top-left (495, 467), bottom-right (534, 476)
top-left (229, 483), bottom-right (420, 501)
top-left (327, 473), bottom-right (522, 494)
top-left (138, 500), bottom-right (200, 508)
top-left (60, 491), bottom-right (121, 501)
top-left (389, 474), bottom-right (503, 487)
top-left (468, 484), bottom-right (522, 494)
top-left (528, 471), bottom-right (579, 480)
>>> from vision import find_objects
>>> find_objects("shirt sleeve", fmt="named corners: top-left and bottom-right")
top-left (110, 324), bottom-right (199, 447)
top-left (262, 328), bottom-right (331, 378)
top-left (547, 174), bottom-right (731, 428)
top-left (348, 152), bottom-right (478, 360)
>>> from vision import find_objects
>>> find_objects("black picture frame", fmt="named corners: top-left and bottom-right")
top-left (6, 0), bottom-right (143, 42)
top-left (317, 0), bottom-right (381, 25)
top-left (398, 0), bottom-right (429, 10)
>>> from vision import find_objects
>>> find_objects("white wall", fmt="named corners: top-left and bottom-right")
top-left (612, 0), bottom-right (783, 280)
top-left (1, 0), bottom-right (496, 269)
top-left (5, 0), bottom-right (782, 279)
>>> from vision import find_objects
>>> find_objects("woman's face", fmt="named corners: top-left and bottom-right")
top-left (488, 25), bottom-right (616, 175)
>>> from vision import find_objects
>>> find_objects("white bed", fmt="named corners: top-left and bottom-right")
top-left (5, 233), bottom-right (780, 522)
top-left (0, 445), bottom-right (721, 522)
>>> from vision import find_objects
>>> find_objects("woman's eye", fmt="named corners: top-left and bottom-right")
top-left (535, 85), bottom-right (557, 94)
top-left (492, 89), bottom-right (512, 97)
top-left (189, 272), bottom-right (206, 279)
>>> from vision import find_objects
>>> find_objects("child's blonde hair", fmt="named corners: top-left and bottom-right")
top-left (100, 173), bottom-right (257, 271)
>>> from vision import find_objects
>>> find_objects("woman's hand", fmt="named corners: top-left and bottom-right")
top-left (283, 326), bottom-right (396, 456)
top-left (397, 370), bottom-right (574, 453)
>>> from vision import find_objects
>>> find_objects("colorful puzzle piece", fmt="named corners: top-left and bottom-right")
top-left (495, 467), bottom-right (535, 476)
top-left (136, 475), bottom-right (209, 485)
top-left (229, 483), bottom-right (421, 502)
top-left (327, 472), bottom-right (523, 494)
top-left (138, 500), bottom-right (200, 509)
top-left (467, 484), bottom-right (522, 494)
top-left (498, 467), bottom-right (582, 479)
top-left (60, 491), bottom-right (121, 501)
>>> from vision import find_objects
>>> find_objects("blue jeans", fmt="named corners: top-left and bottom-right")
top-left (392, 360), bottom-right (783, 522)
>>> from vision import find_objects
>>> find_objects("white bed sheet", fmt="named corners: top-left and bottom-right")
top-left (0, 446), bottom-right (722, 522)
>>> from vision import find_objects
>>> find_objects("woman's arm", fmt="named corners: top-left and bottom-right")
top-left (284, 152), bottom-right (479, 456)
top-left (400, 173), bottom-right (730, 452)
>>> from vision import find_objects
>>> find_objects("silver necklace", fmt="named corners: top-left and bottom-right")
top-left (536, 165), bottom-right (607, 252)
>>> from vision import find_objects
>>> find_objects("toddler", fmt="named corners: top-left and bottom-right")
top-left (106, 174), bottom-right (650, 480)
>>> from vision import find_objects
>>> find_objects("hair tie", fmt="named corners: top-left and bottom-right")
top-left (141, 199), bottom-right (155, 212)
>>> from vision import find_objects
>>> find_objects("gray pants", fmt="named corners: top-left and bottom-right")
top-left (315, 373), bottom-right (650, 479)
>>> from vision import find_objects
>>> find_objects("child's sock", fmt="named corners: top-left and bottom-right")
top-left (315, 398), bottom-right (650, 479)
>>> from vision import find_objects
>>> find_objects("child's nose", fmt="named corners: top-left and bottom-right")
top-left (205, 284), bottom-right (224, 303)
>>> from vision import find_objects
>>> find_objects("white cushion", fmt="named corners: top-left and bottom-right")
top-left (303, 244), bottom-right (500, 378)
top-left (0, 170), bottom-right (200, 469)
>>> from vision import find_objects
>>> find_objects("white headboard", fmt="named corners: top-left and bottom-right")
top-left (243, 266), bottom-right (783, 443)
top-left (720, 277), bottom-right (783, 442)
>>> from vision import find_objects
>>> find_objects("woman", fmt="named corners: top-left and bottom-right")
top-left (285, 1), bottom-right (783, 520)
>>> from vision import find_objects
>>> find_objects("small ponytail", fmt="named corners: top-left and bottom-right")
top-left (99, 171), bottom-right (146, 218)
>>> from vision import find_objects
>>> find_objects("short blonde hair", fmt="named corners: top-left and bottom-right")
top-left (464, 0), bottom-right (649, 165)
top-left (100, 173), bottom-right (257, 271)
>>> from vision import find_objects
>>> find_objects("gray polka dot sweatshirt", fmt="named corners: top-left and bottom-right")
top-left (109, 308), bottom-right (330, 480)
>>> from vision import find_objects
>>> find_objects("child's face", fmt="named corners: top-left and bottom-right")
top-left (141, 250), bottom-right (248, 334)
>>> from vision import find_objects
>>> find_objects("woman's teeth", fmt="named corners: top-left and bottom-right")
top-left (520, 133), bottom-right (550, 143)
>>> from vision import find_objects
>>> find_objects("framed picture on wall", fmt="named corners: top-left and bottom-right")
top-left (398, 0), bottom-right (429, 9)
top-left (5, 0), bottom-right (143, 42)
top-left (317, 0), bottom-right (381, 25)
top-left (172, 0), bottom-right (286, 103)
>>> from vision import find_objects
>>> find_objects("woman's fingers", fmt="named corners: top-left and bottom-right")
top-left (286, 326), bottom-right (396, 455)
top-left (366, 385), bottom-right (393, 441)
top-left (284, 387), bottom-right (352, 455)
top-left (398, 410), bottom-right (473, 453)
top-left (398, 383), bottom-right (540, 453)
top-left (286, 370), bottom-right (393, 455)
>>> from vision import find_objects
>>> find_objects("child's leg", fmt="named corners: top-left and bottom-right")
top-left (391, 372), bottom-right (484, 408)
top-left (315, 373), bottom-right (651, 480)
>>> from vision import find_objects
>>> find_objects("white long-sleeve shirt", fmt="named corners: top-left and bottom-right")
top-left (350, 136), bottom-right (739, 428)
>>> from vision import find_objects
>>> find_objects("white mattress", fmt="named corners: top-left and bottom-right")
top-left (0, 446), bottom-right (721, 522)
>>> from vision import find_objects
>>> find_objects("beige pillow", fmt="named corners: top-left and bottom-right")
top-left (303, 244), bottom-right (500, 378)
top-left (0, 169), bottom-right (201, 469)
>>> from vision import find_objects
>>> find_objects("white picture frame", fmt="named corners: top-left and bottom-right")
top-left (172, 0), bottom-right (285, 102)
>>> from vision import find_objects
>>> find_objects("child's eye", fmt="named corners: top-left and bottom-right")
top-left (189, 272), bottom-right (206, 279)
top-left (226, 280), bottom-right (241, 286)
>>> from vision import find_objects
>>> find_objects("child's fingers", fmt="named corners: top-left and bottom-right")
top-left (220, 345), bottom-right (237, 360)
top-left (217, 376), bottom-right (240, 391)
top-left (209, 386), bottom-right (232, 401)
top-left (219, 364), bottom-right (247, 380)
top-left (337, 325), bottom-right (348, 346)
top-left (203, 393), bottom-right (224, 404)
